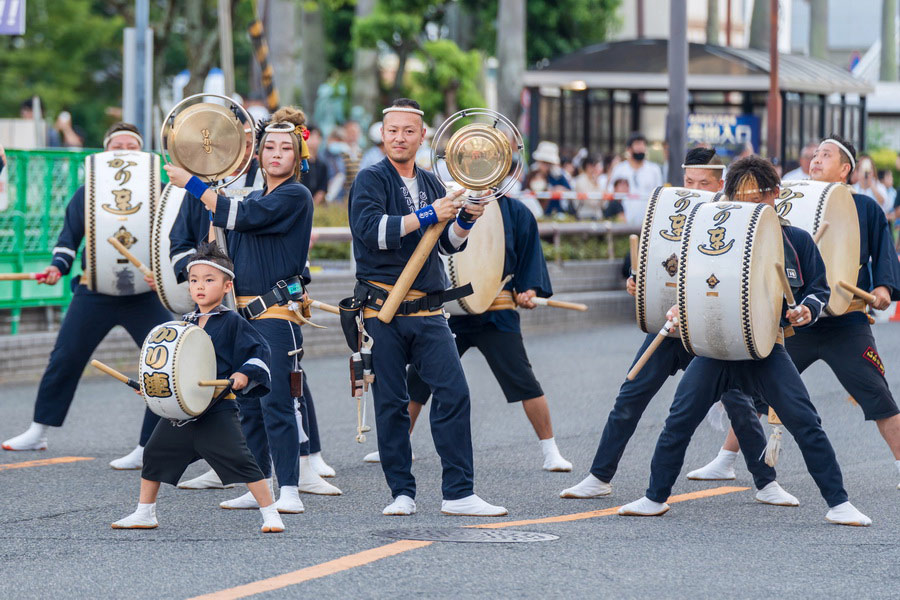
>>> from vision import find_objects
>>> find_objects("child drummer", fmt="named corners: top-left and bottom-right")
top-left (112, 244), bottom-right (283, 533)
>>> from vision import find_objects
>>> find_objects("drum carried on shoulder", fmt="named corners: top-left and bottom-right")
top-left (634, 186), bottom-right (723, 333)
top-left (92, 321), bottom-right (228, 422)
top-left (677, 201), bottom-right (784, 361)
top-left (83, 150), bottom-right (160, 296)
top-left (776, 180), bottom-right (860, 316)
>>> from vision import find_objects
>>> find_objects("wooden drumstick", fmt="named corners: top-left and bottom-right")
top-left (378, 222), bottom-right (444, 323)
top-left (531, 297), bottom-right (588, 312)
top-left (626, 320), bottom-right (675, 381)
top-left (837, 280), bottom-right (877, 305)
top-left (0, 273), bottom-right (48, 281)
top-left (198, 379), bottom-right (233, 387)
top-left (812, 221), bottom-right (830, 244)
top-left (107, 237), bottom-right (153, 277)
top-left (90, 359), bottom-right (140, 391)
top-left (774, 263), bottom-right (797, 309)
top-left (309, 299), bottom-right (340, 315)
top-left (629, 234), bottom-right (639, 274)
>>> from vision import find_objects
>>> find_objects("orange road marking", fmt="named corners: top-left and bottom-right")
top-left (0, 456), bottom-right (94, 471)
top-left (187, 540), bottom-right (433, 600)
top-left (187, 485), bottom-right (747, 600)
top-left (468, 486), bottom-right (750, 529)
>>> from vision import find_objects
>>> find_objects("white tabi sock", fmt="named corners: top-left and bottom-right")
top-left (274, 485), bottom-right (306, 514)
top-left (755, 481), bottom-right (799, 506)
top-left (220, 481), bottom-right (271, 510)
top-left (687, 448), bottom-right (738, 480)
top-left (825, 501), bottom-right (872, 527)
top-left (383, 495), bottom-right (417, 516)
top-left (259, 504), bottom-right (285, 533)
top-left (308, 452), bottom-right (336, 477)
top-left (109, 445), bottom-right (144, 470)
top-left (2, 422), bottom-right (49, 451)
top-left (298, 457), bottom-right (342, 495)
top-left (540, 437), bottom-right (573, 472)
top-left (559, 474), bottom-right (612, 499)
top-left (618, 496), bottom-right (670, 516)
top-left (895, 460), bottom-right (900, 490)
top-left (111, 502), bottom-right (158, 529)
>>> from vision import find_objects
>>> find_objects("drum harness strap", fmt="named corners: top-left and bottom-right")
top-left (238, 275), bottom-right (306, 320)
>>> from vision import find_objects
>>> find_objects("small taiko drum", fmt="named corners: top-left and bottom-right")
top-left (444, 199), bottom-right (506, 315)
top-left (677, 201), bottom-right (784, 361)
top-left (635, 186), bottom-right (723, 333)
top-left (150, 184), bottom-right (194, 314)
top-left (776, 180), bottom-right (860, 316)
top-left (139, 321), bottom-right (217, 420)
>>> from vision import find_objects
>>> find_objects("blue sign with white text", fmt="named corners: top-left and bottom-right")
top-left (686, 114), bottom-right (761, 162)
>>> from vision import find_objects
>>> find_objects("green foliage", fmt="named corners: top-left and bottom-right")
top-left (460, 0), bottom-right (621, 65)
top-left (312, 202), bottom-right (350, 226)
top-left (868, 147), bottom-right (898, 176)
top-left (322, 0), bottom-right (356, 73)
top-left (410, 40), bottom-right (485, 117)
top-left (540, 233), bottom-right (630, 262)
top-left (0, 0), bottom-right (126, 145)
top-left (353, 11), bottom-right (423, 52)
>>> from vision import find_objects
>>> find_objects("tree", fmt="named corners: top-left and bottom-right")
top-left (411, 40), bottom-right (485, 119)
top-left (0, 0), bottom-right (126, 145)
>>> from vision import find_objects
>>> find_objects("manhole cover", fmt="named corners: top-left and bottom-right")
top-left (373, 527), bottom-right (559, 543)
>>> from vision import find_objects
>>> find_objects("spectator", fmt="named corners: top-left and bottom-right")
top-left (341, 119), bottom-right (363, 200)
top-left (530, 141), bottom-right (572, 216)
top-left (360, 121), bottom-right (385, 171)
top-left (19, 97), bottom-right (61, 147)
top-left (574, 155), bottom-right (604, 219)
top-left (853, 156), bottom-right (888, 214)
top-left (54, 111), bottom-right (84, 149)
top-left (302, 125), bottom-right (329, 205)
top-left (608, 132), bottom-right (663, 225)
top-left (604, 178), bottom-right (627, 221)
top-left (321, 126), bottom-right (347, 202)
top-left (879, 169), bottom-right (896, 216)
top-left (783, 142), bottom-right (817, 180)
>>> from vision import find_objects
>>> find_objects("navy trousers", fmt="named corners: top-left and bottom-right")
top-left (365, 314), bottom-right (474, 501)
top-left (33, 286), bottom-right (171, 446)
top-left (646, 345), bottom-right (849, 507)
top-left (239, 318), bottom-right (301, 487)
top-left (298, 376), bottom-right (322, 456)
top-left (589, 333), bottom-right (693, 483)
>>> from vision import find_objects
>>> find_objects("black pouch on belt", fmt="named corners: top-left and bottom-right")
top-left (339, 283), bottom-right (374, 351)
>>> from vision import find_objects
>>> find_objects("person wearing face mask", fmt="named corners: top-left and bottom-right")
top-left (608, 132), bottom-right (663, 225)
top-left (164, 107), bottom-right (314, 515)
top-left (2, 123), bottom-right (172, 469)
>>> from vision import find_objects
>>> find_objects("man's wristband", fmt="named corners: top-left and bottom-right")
top-left (455, 215), bottom-right (475, 230)
top-left (415, 205), bottom-right (439, 228)
top-left (185, 175), bottom-right (210, 200)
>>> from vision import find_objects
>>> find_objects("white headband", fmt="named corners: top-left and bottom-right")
top-left (186, 259), bottom-right (235, 279)
top-left (819, 139), bottom-right (856, 171)
top-left (732, 187), bottom-right (776, 196)
top-left (382, 106), bottom-right (424, 116)
top-left (682, 164), bottom-right (726, 170)
top-left (265, 122), bottom-right (296, 133)
top-left (103, 130), bottom-right (143, 149)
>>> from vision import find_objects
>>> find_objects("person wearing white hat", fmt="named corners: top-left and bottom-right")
top-left (529, 141), bottom-right (571, 215)
top-left (360, 122), bottom-right (386, 171)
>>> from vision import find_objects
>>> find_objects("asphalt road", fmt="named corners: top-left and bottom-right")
top-left (1, 322), bottom-right (899, 599)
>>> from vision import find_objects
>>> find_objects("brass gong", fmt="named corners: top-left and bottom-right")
top-left (432, 108), bottom-right (524, 203)
top-left (161, 94), bottom-right (252, 184)
top-left (444, 124), bottom-right (512, 191)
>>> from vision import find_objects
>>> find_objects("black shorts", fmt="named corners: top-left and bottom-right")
top-left (141, 408), bottom-right (265, 486)
top-left (408, 327), bottom-right (544, 404)
top-left (785, 322), bottom-right (899, 421)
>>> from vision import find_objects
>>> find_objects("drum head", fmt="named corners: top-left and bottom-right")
top-left (746, 206), bottom-right (783, 360)
top-left (444, 124), bottom-right (512, 191)
top-left (167, 103), bottom-right (245, 182)
top-left (777, 181), bottom-right (859, 315)
top-left (445, 200), bottom-right (505, 314)
top-left (151, 184), bottom-right (194, 314)
top-left (173, 326), bottom-right (217, 416)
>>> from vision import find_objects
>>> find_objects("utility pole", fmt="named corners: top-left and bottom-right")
top-left (766, 0), bottom-right (780, 160)
top-left (218, 0), bottom-right (236, 97)
top-left (726, 0), bottom-right (732, 46)
top-left (135, 0), bottom-right (149, 147)
top-left (668, 0), bottom-right (688, 186)
top-left (706, 0), bottom-right (719, 45)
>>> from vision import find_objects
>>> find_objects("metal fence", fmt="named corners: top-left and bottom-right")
top-left (0, 149), bottom-right (92, 333)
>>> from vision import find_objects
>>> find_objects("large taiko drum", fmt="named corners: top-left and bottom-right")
top-left (443, 199), bottom-right (506, 315)
top-left (677, 201), bottom-right (784, 361)
top-left (776, 180), bottom-right (859, 315)
top-left (83, 150), bottom-right (160, 295)
top-left (139, 321), bottom-right (217, 421)
top-left (150, 184), bottom-right (194, 314)
top-left (635, 186), bottom-right (723, 333)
